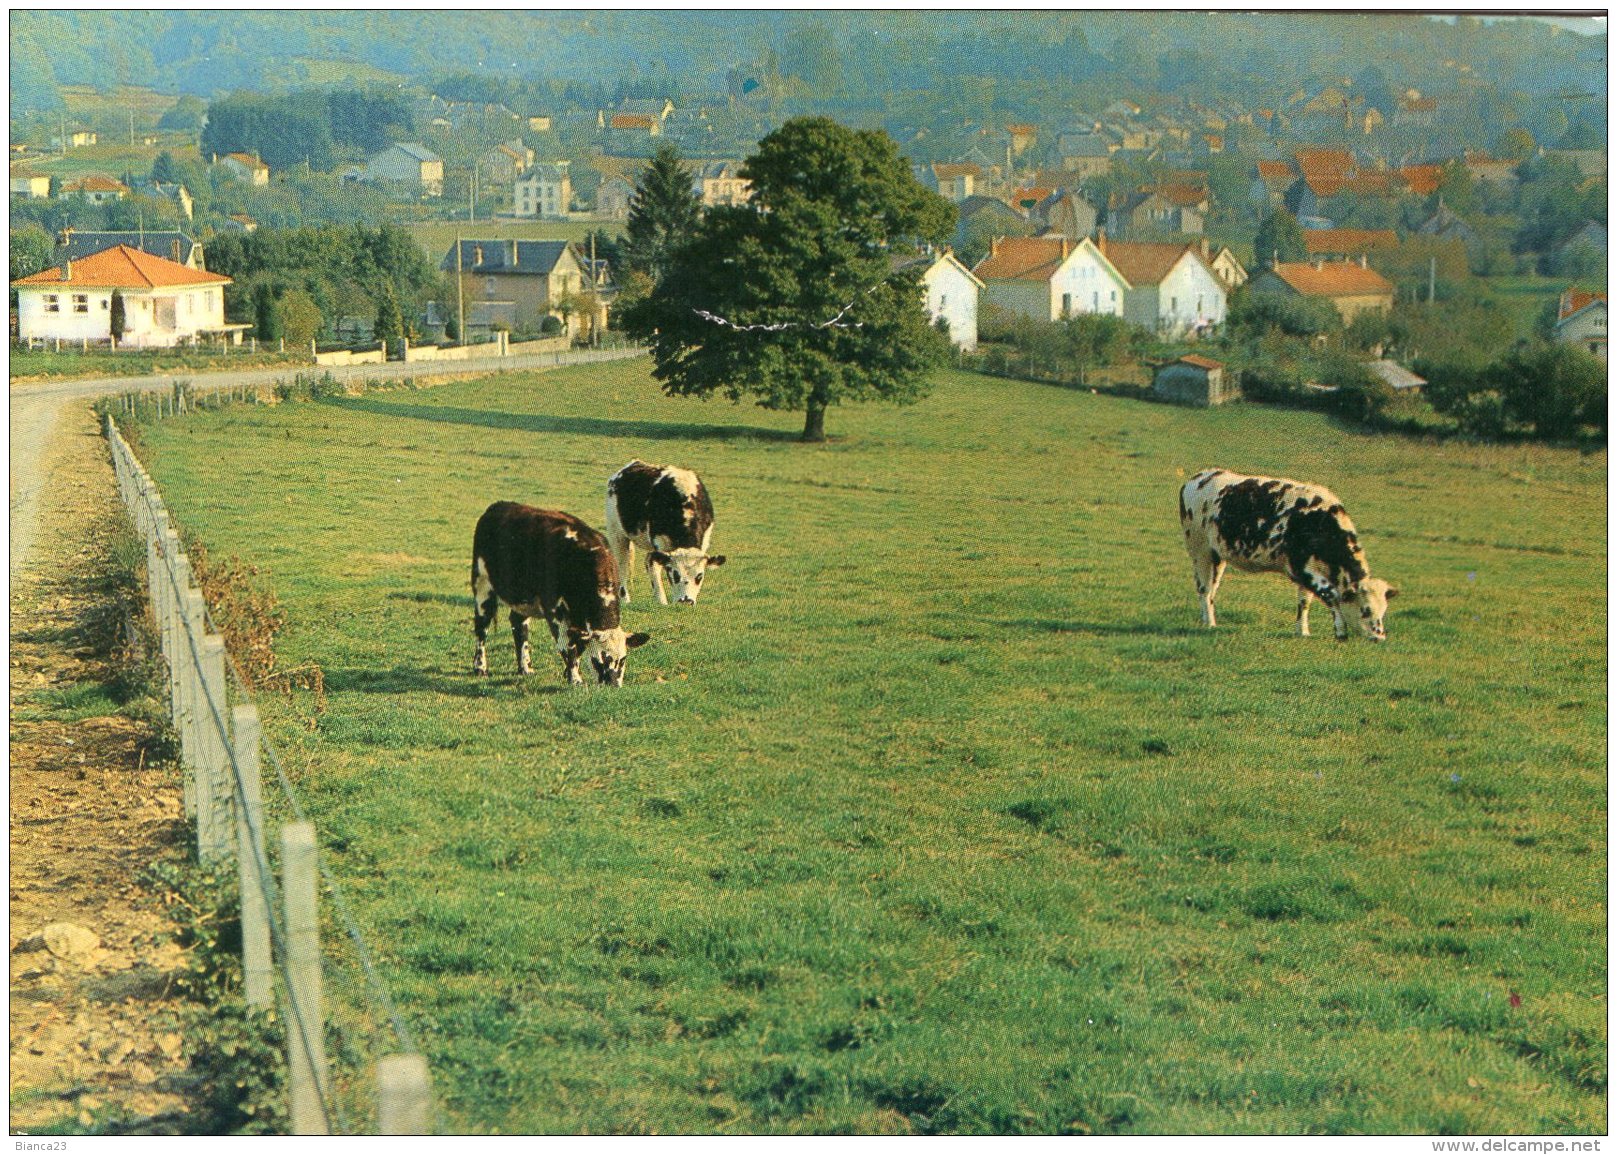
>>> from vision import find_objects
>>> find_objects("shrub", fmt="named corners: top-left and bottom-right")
top-left (539, 315), bottom-right (563, 337)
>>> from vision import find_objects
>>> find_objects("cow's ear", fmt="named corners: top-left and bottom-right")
top-left (1384, 585), bottom-right (1399, 601)
top-left (625, 632), bottom-right (651, 649)
top-left (706, 554), bottom-right (727, 567)
top-left (649, 551), bottom-right (672, 567)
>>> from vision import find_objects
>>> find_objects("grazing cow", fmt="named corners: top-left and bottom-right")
top-left (604, 460), bottom-right (726, 605)
top-left (1179, 468), bottom-right (1398, 641)
top-left (471, 501), bottom-right (650, 685)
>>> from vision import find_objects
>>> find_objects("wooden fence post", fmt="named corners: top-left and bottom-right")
top-left (282, 822), bottom-right (330, 1134)
top-left (231, 705), bottom-right (273, 1010)
top-left (377, 1054), bottom-right (433, 1134)
top-left (197, 635), bottom-right (231, 862)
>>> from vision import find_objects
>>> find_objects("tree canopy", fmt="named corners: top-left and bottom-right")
top-left (634, 117), bottom-right (956, 441)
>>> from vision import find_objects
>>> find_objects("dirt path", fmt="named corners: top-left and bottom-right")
top-left (10, 403), bottom-right (196, 1133)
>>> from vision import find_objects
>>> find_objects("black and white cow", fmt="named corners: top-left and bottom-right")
top-left (1179, 468), bottom-right (1398, 641)
top-left (604, 460), bottom-right (726, 605)
top-left (471, 501), bottom-right (650, 685)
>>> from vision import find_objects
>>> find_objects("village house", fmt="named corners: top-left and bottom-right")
top-left (217, 152), bottom-right (269, 186)
top-left (479, 140), bottom-right (535, 185)
top-left (1099, 237), bottom-right (1227, 338)
top-left (1036, 189), bottom-right (1100, 240)
top-left (51, 129), bottom-right (97, 150)
top-left (60, 175), bottom-right (130, 204)
top-left (595, 175), bottom-right (636, 220)
top-left (362, 143), bottom-right (444, 197)
top-left (1554, 289), bottom-right (1607, 362)
top-left (12, 244), bottom-right (242, 348)
top-left (10, 166), bottom-right (50, 198)
top-left (1056, 131), bottom-right (1114, 178)
top-left (893, 249), bottom-right (984, 351)
top-left (57, 229), bottom-right (204, 270)
top-left (514, 162), bottom-right (573, 219)
top-left (972, 235), bottom-right (1128, 322)
top-left (692, 160), bottom-right (751, 208)
top-left (441, 239), bottom-right (605, 339)
top-left (1247, 258), bottom-right (1396, 323)
top-left (1108, 187), bottom-right (1204, 237)
top-left (1208, 246), bottom-right (1248, 291)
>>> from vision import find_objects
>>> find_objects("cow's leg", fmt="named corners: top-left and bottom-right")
top-left (1295, 587), bottom-right (1314, 637)
top-left (552, 620), bottom-right (584, 685)
top-left (510, 611), bottom-right (532, 675)
top-left (1192, 550), bottom-right (1225, 627)
top-left (607, 530), bottom-right (632, 602)
top-left (471, 559), bottom-right (499, 675)
top-left (646, 548), bottom-right (669, 605)
top-left (1330, 599), bottom-right (1349, 641)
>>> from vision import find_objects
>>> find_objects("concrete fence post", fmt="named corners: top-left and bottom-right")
top-left (179, 589), bottom-right (207, 823)
top-left (231, 705), bottom-right (273, 1010)
top-left (282, 822), bottom-right (330, 1134)
top-left (197, 635), bottom-right (231, 862)
top-left (377, 1054), bottom-right (433, 1134)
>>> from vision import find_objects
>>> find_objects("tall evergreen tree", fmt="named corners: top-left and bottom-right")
top-left (253, 283), bottom-right (283, 342)
top-left (374, 281), bottom-right (404, 357)
top-left (634, 117), bottom-right (955, 442)
top-left (109, 290), bottom-right (126, 341)
top-left (620, 144), bottom-right (702, 286)
top-left (1255, 209), bottom-right (1308, 266)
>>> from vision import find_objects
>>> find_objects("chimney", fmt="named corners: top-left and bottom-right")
top-left (61, 260), bottom-right (72, 282)
top-left (990, 236), bottom-right (1000, 257)
top-left (509, 239), bottom-right (518, 266)
top-left (1360, 253), bottom-right (1368, 269)
top-left (172, 239), bottom-right (182, 263)
top-left (473, 244), bottom-right (483, 267)
top-left (1061, 237), bottom-right (1070, 260)
top-left (1199, 237), bottom-right (1210, 259)
top-left (1097, 227), bottom-right (1106, 253)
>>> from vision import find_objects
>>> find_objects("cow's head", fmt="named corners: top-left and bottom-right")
top-left (582, 628), bottom-right (651, 686)
top-left (1342, 577), bottom-right (1398, 642)
top-left (649, 548), bottom-right (727, 605)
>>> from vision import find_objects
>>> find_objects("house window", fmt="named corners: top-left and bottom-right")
top-left (44, 294), bottom-right (59, 313)
top-left (1091, 292), bottom-right (1099, 311)
top-left (100, 298), bottom-right (109, 310)
top-left (1062, 293), bottom-right (1072, 317)
top-left (1170, 296), bottom-right (1177, 313)
top-left (485, 277), bottom-right (498, 298)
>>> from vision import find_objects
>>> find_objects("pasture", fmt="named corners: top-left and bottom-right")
top-left (132, 360), bottom-right (1606, 1134)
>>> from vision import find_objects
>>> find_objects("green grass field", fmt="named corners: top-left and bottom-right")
top-left (132, 361), bottom-right (1606, 1135)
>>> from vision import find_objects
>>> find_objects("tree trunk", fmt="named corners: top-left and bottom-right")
top-left (801, 401), bottom-right (827, 442)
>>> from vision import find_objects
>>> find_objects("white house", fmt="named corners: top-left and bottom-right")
top-left (1099, 238), bottom-right (1227, 337)
top-left (894, 250), bottom-right (984, 351)
top-left (361, 143), bottom-right (443, 197)
top-left (10, 168), bottom-right (50, 198)
top-left (972, 235), bottom-right (1128, 322)
top-left (218, 152), bottom-right (270, 186)
top-left (12, 244), bottom-right (242, 348)
top-left (514, 162), bottom-right (572, 219)
top-left (1555, 289), bottom-right (1607, 362)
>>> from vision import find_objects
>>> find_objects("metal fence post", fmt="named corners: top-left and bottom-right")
top-left (376, 1054), bottom-right (433, 1134)
top-left (197, 635), bottom-right (231, 862)
top-left (282, 821), bottom-right (330, 1134)
top-left (231, 705), bottom-right (273, 1010)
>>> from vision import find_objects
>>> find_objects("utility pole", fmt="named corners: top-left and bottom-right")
top-left (1428, 255), bottom-right (1436, 304)
top-left (456, 232), bottom-right (465, 346)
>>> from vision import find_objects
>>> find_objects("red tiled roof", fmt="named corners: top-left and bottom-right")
top-left (62, 175), bottom-right (129, 193)
top-left (1400, 164), bottom-right (1444, 196)
top-left (1100, 240), bottom-right (1196, 287)
top-left (1175, 354), bottom-right (1224, 370)
top-left (224, 152), bottom-right (268, 170)
top-left (973, 236), bottom-right (1076, 282)
top-left (1560, 289), bottom-right (1606, 320)
top-left (933, 163), bottom-right (980, 180)
top-left (1157, 182), bottom-right (1208, 208)
top-left (1013, 185), bottom-right (1053, 207)
top-left (1266, 260), bottom-right (1394, 297)
top-left (1304, 229), bottom-right (1399, 255)
top-left (13, 244), bottom-right (231, 289)
top-left (1256, 160), bottom-right (1296, 185)
top-left (611, 114), bottom-right (656, 130)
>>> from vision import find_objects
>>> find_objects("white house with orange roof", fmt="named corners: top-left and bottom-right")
top-left (218, 152), bottom-right (270, 186)
top-left (12, 245), bottom-right (241, 347)
top-left (1554, 289), bottom-right (1606, 362)
top-left (60, 174), bottom-right (130, 204)
top-left (971, 235), bottom-right (1128, 322)
top-left (1099, 237), bottom-right (1227, 337)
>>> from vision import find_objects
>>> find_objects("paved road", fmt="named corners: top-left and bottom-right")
top-left (9, 345), bottom-right (644, 577)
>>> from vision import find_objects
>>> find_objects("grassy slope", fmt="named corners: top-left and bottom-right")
top-left (135, 362), bottom-right (1606, 1135)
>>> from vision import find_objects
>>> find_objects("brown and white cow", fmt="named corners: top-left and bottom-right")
top-left (604, 460), bottom-right (726, 606)
top-left (1179, 468), bottom-right (1398, 641)
top-left (471, 501), bottom-right (650, 685)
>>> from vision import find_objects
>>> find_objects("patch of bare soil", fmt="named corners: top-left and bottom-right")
top-left (10, 405), bottom-right (196, 1133)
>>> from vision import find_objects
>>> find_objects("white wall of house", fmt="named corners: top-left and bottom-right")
top-left (17, 284), bottom-right (226, 346)
top-left (514, 170), bottom-right (572, 218)
top-left (1125, 256), bottom-right (1226, 336)
top-left (922, 259), bottom-right (981, 351)
top-left (1557, 304), bottom-right (1607, 361)
top-left (983, 279), bottom-right (1052, 323)
top-left (1048, 246), bottom-right (1127, 320)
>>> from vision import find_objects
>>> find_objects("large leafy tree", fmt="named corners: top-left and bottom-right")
top-left (635, 117), bottom-right (955, 441)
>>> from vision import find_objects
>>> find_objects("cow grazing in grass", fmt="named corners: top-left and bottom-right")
top-left (472, 501), bottom-right (650, 685)
top-left (1179, 468), bottom-right (1398, 641)
top-left (604, 460), bottom-right (726, 606)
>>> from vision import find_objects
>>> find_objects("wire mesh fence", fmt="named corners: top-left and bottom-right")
top-left (104, 412), bottom-right (435, 1135)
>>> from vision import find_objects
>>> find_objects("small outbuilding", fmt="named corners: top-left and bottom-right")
top-left (1153, 354), bottom-right (1233, 407)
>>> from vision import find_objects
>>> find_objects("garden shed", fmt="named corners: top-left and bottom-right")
top-left (1153, 354), bottom-right (1232, 407)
